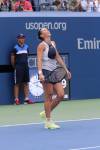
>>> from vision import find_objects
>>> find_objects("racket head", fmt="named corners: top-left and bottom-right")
top-left (45, 67), bottom-right (67, 84)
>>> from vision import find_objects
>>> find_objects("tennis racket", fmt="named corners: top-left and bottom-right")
top-left (45, 67), bottom-right (67, 84)
top-left (30, 67), bottom-right (67, 84)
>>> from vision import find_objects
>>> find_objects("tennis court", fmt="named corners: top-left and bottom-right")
top-left (0, 99), bottom-right (100, 150)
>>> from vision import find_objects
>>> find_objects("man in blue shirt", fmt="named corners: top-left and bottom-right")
top-left (11, 34), bottom-right (33, 105)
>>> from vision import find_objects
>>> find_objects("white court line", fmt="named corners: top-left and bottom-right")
top-left (69, 145), bottom-right (100, 150)
top-left (0, 117), bottom-right (100, 128)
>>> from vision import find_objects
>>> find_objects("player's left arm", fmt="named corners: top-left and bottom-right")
top-left (53, 41), bottom-right (71, 80)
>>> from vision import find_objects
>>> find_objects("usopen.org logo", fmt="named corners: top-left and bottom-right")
top-left (25, 21), bottom-right (67, 31)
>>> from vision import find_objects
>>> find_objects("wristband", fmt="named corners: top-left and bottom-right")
top-left (38, 70), bottom-right (42, 75)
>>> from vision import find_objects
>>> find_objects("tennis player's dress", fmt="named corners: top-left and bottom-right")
top-left (12, 44), bottom-right (29, 84)
top-left (42, 41), bottom-right (58, 82)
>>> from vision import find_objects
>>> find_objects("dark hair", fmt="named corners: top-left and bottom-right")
top-left (38, 29), bottom-right (44, 40)
top-left (53, 0), bottom-right (61, 6)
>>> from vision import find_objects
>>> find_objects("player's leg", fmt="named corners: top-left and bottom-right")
top-left (40, 82), bottom-right (64, 115)
top-left (48, 83), bottom-right (64, 128)
top-left (41, 82), bottom-right (60, 129)
top-left (42, 82), bottom-right (53, 121)
top-left (40, 69), bottom-right (52, 118)
top-left (50, 82), bottom-right (64, 111)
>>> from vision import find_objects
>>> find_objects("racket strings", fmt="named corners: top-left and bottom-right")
top-left (46, 67), bottom-right (66, 83)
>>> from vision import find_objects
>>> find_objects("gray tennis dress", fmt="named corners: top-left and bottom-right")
top-left (41, 41), bottom-right (59, 81)
top-left (42, 41), bottom-right (58, 71)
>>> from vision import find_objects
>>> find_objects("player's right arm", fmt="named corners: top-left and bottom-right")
top-left (37, 43), bottom-right (45, 81)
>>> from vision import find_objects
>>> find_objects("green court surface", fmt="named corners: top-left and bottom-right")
top-left (0, 99), bottom-right (100, 126)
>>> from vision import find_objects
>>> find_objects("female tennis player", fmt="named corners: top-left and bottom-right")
top-left (37, 28), bottom-right (71, 129)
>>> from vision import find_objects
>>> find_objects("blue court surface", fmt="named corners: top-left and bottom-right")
top-left (0, 118), bottom-right (100, 150)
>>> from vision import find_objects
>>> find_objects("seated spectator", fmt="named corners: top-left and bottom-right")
top-left (0, 0), bottom-right (12, 11)
top-left (81, 0), bottom-right (88, 11)
top-left (62, 0), bottom-right (69, 11)
top-left (94, 0), bottom-right (100, 12)
top-left (81, 0), bottom-right (100, 12)
top-left (86, 0), bottom-right (94, 12)
top-left (13, 0), bottom-right (33, 12)
top-left (51, 0), bottom-right (63, 11)
top-left (39, 0), bottom-right (51, 11)
top-left (30, 0), bottom-right (36, 11)
top-left (69, 0), bottom-right (82, 11)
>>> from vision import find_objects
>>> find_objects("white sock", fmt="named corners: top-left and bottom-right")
top-left (15, 98), bottom-right (18, 101)
top-left (46, 118), bottom-right (51, 122)
top-left (25, 97), bottom-right (29, 101)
